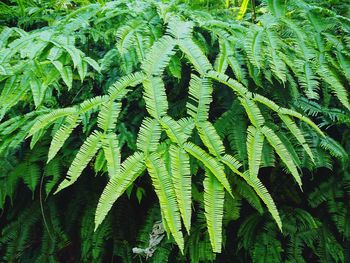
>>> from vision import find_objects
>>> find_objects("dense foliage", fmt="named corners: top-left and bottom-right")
top-left (0, 0), bottom-right (349, 262)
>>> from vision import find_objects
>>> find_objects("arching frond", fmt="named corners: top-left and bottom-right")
top-left (247, 126), bottom-right (264, 177)
top-left (203, 171), bottom-right (224, 253)
top-left (146, 152), bottom-right (184, 252)
top-left (141, 35), bottom-right (176, 76)
top-left (137, 117), bottom-right (162, 153)
top-left (143, 77), bottom-right (168, 119)
top-left (102, 133), bottom-right (120, 178)
top-left (55, 131), bottom-right (103, 193)
top-left (261, 126), bottom-right (302, 188)
top-left (177, 38), bottom-right (212, 75)
top-left (95, 152), bottom-right (145, 229)
top-left (187, 75), bottom-right (213, 122)
top-left (184, 142), bottom-right (232, 196)
top-left (160, 116), bottom-right (187, 145)
top-left (278, 114), bottom-right (315, 162)
top-left (240, 98), bottom-right (265, 127)
top-left (108, 72), bottom-right (144, 100)
top-left (97, 101), bottom-right (121, 132)
top-left (78, 96), bottom-right (109, 114)
top-left (28, 108), bottom-right (77, 137)
top-left (47, 114), bottom-right (81, 162)
top-left (169, 145), bottom-right (191, 233)
top-left (317, 65), bottom-right (350, 109)
top-left (197, 121), bottom-right (225, 157)
top-left (244, 28), bottom-right (264, 69)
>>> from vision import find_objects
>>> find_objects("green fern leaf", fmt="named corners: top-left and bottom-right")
top-left (221, 155), bottom-right (282, 230)
top-left (278, 114), bottom-right (315, 162)
top-left (78, 96), bottom-right (109, 114)
top-left (184, 142), bottom-right (232, 196)
top-left (55, 131), bottom-right (103, 193)
top-left (169, 145), bottom-right (192, 233)
top-left (95, 152), bottom-right (145, 230)
top-left (141, 35), bottom-right (176, 76)
top-left (178, 38), bottom-right (212, 75)
top-left (108, 72), bottom-right (144, 101)
top-left (146, 152), bottom-right (184, 252)
top-left (240, 98), bottom-right (265, 127)
top-left (197, 121), bottom-right (225, 157)
top-left (245, 28), bottom-right (264, 69)
top-left (102, 133), bottom-right (121, 178)
top-left (160, 116), bottom-right (187, 145)
top-left (317, 65), bottom-right (350, 109)
top-left (265, 29), bottom-right (286, 83)
top-left (261, 126), bottom-right (302, 188)
top-left (247, 125), bottom-right (264, 177)
top-left (203, 171), bottom-right (225, 253)
top-left (97, 101), bottom-right (121, 132)
top-left (187, 75), bottom-right (213, 122)
top-left (143, 77), bottom-right (168, 119)
top-left (47, 114), bottom-right (81, 162)
top-left (28, 108), bottom-right (77, 137)
top-left (137, 117), bottom-right (162, 153)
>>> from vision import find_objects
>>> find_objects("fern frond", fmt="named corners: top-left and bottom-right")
top-left (247, 125), bottom-right (264, 177)
top-left (240, 98), bottom-right (265, 127)
top-left (279, 108), bottom-right (325, 137)
top-left (141, 35), bottom-right (176, 76)
top-left (160, 116), bottom-right (187, 145)
top-left (78, 96), bottom-right (109, 114)
top-left (167, 18), bottom-right (194, 40)
top-left (146, 152), bottom-right (184, 252)
top-left (265, 29), bottom-right (286, 83)
top-left (187, 75), bottom-right (213, 122)
top-left (102, 133), bottom-right (120, 178)
top-left (244, 28), bottom-right (264, 69)
top-left (143, 77), bottom-right (168, 119)
top-left (278, 114), bottom-right (315, 162)
top-left (108, 72), bottom-right (144, 100)
top-left (169, 145), bottom-right (191, 233)
top-left (320, 136), bottom-right (348, 161)
top-left (177, 38), bottom-right (212, 75)
top-left (47, 114), bottom-right (81, 162)
top-left (183, 142), bottom-right (232, 196)
top-left (197, 121), bottom-right (225, 157)
top-left (136, 117), bottom-right (162, 153)
top-left (55, 131), bottom-right (103, 193)
top-left (317, 64), bottom-right (350, 109)
top-left (203, 171), bottom-right (224, 253)
top-left (97, 101), bottom-right (121, 132)
top-left (95, 152), bottom-right (145, 229)
top-left (28, 108), bottom-right (77, 137)
top-left (261, 126), bottom-right (302, 188)
top-left (222, 154), bottom-right (282, 229)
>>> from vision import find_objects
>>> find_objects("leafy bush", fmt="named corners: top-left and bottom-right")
top-left (0, 0), bottom-right (349, 262)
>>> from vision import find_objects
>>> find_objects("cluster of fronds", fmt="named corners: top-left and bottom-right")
top-left (0, 0), bottom-right (349, 262)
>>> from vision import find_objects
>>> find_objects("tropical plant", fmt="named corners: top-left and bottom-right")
top-left (0, 0), bottom-right (349, 262)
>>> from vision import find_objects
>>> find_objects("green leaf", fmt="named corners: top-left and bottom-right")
top-left (95, 152), bottom-right (145, 230)
top-left (203, 171), bottom-right (225, 253)
top-left (146, 152), bottom-right (184, 252)
top-left (169, 145), bottom-right (192, 233)
top-left (187, 75), bottom-right (213, 122)
top-left (102, 133), bottom-right (121, 178)
top-left (184, 142), bottom-right (232, 196)
top-left (136, 117), bottom-right (162, 153)
top-left (247, 126), bottom-right (264, 177)
top-left (48, 114), bottom-right (81, 162)
top-left (143, 77), bottom-right (168, 119)
top-left (97, 101), bottom-right (121, 132)
top-left (261, 126), bottom-right (302, 188)
top-left (55, 131), bottom-right (103, 193)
